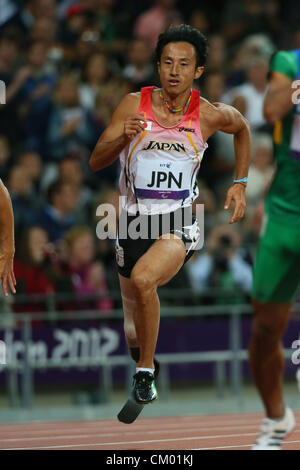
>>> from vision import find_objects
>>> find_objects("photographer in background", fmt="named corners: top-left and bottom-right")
top-left (187, 223), bottom-right (252, 303)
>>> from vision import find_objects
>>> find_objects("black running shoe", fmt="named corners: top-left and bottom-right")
top-left (133, 371), bottom-right (158, 404)
top-left (129, 348), bottom-right (160, 380)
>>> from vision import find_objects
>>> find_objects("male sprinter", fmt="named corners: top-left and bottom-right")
top-left (250, 49), bottom-right (300, 450)
top-left (0, 179), bottom-right (16, 296)
top-left (90, 25), bottom-right (250, 419)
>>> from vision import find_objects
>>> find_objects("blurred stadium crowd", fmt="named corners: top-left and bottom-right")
top-left (1, 0), bottom-right (300, 317)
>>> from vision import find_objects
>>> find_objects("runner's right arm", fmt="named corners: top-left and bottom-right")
top-left (0, 179), bottom-right (16, 296)
top-left (89, 93), bottom-right (144, 172)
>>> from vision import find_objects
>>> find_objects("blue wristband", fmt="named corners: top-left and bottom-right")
top-left (234, 177), bottom-right (248, 183)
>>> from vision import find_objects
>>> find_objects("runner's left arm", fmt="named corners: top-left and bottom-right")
top-left (214, 103), bottom-right (251, 224)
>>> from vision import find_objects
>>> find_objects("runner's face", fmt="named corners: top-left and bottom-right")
top-left (158, 42), bottom-right (203, 95)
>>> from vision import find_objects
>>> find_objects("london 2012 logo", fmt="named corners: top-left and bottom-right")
top-left (0, 80), bottom-right (6, 105)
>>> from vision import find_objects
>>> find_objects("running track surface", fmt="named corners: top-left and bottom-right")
top-left (0, 411), bottom-right (300, 450)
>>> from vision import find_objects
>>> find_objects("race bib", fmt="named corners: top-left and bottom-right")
top-left (134, 158), bottom-right (191, 200)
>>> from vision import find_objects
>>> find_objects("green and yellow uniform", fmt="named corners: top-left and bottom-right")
top-left (252, 49), bottom-right (300, 303)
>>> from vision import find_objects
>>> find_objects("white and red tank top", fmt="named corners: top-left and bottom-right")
top-left (119, 86), bottom-right (208, 215)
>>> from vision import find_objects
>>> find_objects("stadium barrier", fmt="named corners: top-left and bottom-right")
top-left (0, 297), bottom-right (299, 409)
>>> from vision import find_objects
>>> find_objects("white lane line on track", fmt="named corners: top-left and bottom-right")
top-left (192, 444), bottom-right (253, 450)
top-left (192, 439), bottom-right (300, 450)
top-left (0, 413), bottom-right (270, 431)
top-left (0, 423), bottom-right (259, 437)
top-left (0, 416), bottom-right (270, 437)
top-left (0, 425), bottom-right (268, 443)
top-left (2, 433), bottom-right (258, 450)
top-left (0, 418), bottom-right (262, 430)
top-left (1, 413), bottom-right (298, 440)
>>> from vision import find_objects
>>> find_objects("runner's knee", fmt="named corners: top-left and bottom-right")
top-left (251, 314), bottom-right (288, 341)
top-left (130, 268), bottom-right (156, 297)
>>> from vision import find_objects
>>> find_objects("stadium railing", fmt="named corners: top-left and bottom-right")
top-left (1, 294), bottom-right (299, 410)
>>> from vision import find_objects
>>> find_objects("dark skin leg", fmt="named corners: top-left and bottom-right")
top-left (248, 299), bottom-right (291, 419)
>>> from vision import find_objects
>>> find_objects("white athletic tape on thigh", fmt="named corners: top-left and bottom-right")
top-left (122, 296), bottom-right (136, 305)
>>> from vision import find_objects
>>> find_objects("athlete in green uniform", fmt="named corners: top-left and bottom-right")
top-left (250, 50), bottom-right (300, 450)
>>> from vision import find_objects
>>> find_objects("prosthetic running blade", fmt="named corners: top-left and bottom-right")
top-left (117, 392), bottom-right (145, 424)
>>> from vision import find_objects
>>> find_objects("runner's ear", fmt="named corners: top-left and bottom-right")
top-left (194, 66), bottom-right (204, 80)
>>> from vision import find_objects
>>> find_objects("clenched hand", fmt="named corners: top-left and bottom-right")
top-left (124, 114), bottom-right (146, 141)
top-left (224, 184), bottom-right (246, 224)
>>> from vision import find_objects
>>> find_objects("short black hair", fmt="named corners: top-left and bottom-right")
top-left (155, 24), bottom-right (209, 67)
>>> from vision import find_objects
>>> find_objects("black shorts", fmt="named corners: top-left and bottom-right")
top-left (115, 207), bottom-right (201, 278)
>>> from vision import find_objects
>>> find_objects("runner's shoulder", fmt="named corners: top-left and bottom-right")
top-left (199, 97), bottom-right (237, 127)
top-left (113, 92), bottom-right (141, 120)
top-left (270, 50), bottom-right (298, 80)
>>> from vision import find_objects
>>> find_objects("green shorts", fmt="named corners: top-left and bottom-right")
top-left (252, 215), bottom-right (300, 303)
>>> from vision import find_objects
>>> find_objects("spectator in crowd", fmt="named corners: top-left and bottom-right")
top-left (0, 29), bottom-right (20, 77)
top-left (0, 0), bottom-right (57, 32)
top-left (57, 0), bottom-right (85, 20)
top-left (246, 133), bottom-right (275, 214)
top-left (196, 180), bottom-right (218, 233)
top-left (222, 0), bottom-right (282, 46)
top-left (58, 3), bottom-right (91, 47)
top-left (18, 151), bottom-right (43, 195)
top-left (134, 0), bottom-right (182, 51)
top-left (122, 38), bottom-right (156, 89)
top-left (47, 73), bottom-right (98, 161)
top-left (189, 9), bottom-right (211, 37)
top-left (203, 71), bottom-right (226, 103)
top-left (226, 34), bottom-right (275, 88)
top-left (93, 55), bottom-right (130, 127)
top-left (19, 0), bottom-right (58, 32)
top-left (34, 179), bottom-right (80, 243)
top-left (187, 223), bottom-right (253, 302)
top-left (79, 53), bottom-right (112, 110)
top-left (0, 30), bottom-right (24, 142)
top-left (30, 18), bottom-right (57, 47)
top-left (93, 0), bottom-right (128, 57)
top-left (70, 26), bottom-right (102, 72)
top-left (58, 157), bottom-right (93, 224)
top-left (63, 226), bottom-right (113, 312)
top-left (93, 185), bottom-right (120, 287)
top-left (239, 34), bottom-right (276, 62)
top-left (13, 226), bottom-right (56, 317)
top-left (229, 56), bottom-right (269, 131)
top-left (205, 34), bottom-right (226, 73)
top-left (94, 185), bottom-right (119, 242)
top-left (17, 40), bottom-right (57, 154)
top-left (7, 164), bottom-right (39, 234)
top-left (2, 1), bottom-right (300, 316)
top-left (30, 18), bottom-right (65, 72)
top-left (41, 155), bottom-right (92, 206)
